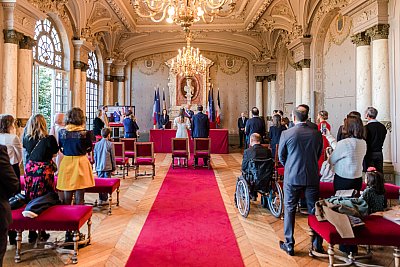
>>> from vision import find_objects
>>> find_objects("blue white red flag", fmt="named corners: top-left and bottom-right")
top-left (152, 90), bottom-right (157, 126)
top-left (156, 88), bottom-right (161, 126)
top-left (216, 89), bottom-right (221, 126)
top-left (208, 88), bottom-right (215, 122)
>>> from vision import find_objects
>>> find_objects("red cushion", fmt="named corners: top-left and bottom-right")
top-left (9, 205), bottom-right (92, 231)
top-left (172, 151), bottom-right (189, 157)
top-left (85, 178), bottom-right (120, 194)
top-left (308, 215), bottom-right (400, 246)
top-left (383, 183), bottom-right (400, 199)
top-left (135, 158), bottom-right (155, 165)
top-left (125, 151), bottom-right (135, 157)
top-left (319, 182), bottom-right (335, 199)
top-left (116, 157), bottom-right (129, 165)
top-left (194, 151), bottom-right (209, 157)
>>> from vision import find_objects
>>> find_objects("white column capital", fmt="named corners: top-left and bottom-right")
top-left (1, 1), bottom-right (16, 30)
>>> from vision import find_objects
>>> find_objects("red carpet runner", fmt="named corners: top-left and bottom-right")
top-left (126, 161), bottom-right (244, 267)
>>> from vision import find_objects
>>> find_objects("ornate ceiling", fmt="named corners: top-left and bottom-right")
top-left (27, 0), bottom-right (348, 62)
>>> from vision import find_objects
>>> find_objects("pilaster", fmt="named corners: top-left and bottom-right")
top-left (255, 76), bottom-right (265, 116)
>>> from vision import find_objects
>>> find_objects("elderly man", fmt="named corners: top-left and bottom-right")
top-left (278, 108), bottom-right (323, 256)
top-left (242, 133), bottom-right (272, 200)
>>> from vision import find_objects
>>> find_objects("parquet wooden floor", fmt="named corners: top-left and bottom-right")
top-left (3, 153), bottom-right (396, 266)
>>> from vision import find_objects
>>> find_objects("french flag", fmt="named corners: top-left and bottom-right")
top-left (152, 90), bottom-right (157, 126)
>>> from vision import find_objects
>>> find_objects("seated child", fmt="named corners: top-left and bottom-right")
top-left (360, 167), bottom-right (387, 214)
top-left (94, 128), bottom-right (116, 203)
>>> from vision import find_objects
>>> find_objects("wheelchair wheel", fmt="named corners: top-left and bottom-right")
top-left (235, 176), bottom-right (250, 218)
top-left (267, 180), bottom-right (283, 218)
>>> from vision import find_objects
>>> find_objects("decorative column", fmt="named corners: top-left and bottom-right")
top-left (17, 36), bottom-right (35, 122)
top-left (295, 62), bottom-right (302, 106)
top-left (266, 77), bottom-right (272, 116)
top-left (72, 40), bottom-right (84, 109)
top-left (300, 59), bottom-right (311, 106)
top-left (255, 76), bottom-right (264, 115)
top-left (1, 2), bottom-right (19, 115)
top-left (351, 32), bottom-right (372, 114)
top-left (80, 64), bottom-right (89, 114)
top-left (366, 24), bottom-right (392, 166)
top-left (104, 59), bottom-right (113, 106)
top-left (270, 74), bottom-right (277, 113)
top-left (113, 60), bottom-right (127, 106)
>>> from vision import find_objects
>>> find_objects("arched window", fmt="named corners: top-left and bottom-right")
top-left (86, 51), bottom-right (99, 130)
top-left (32, 18), bottom-right (69, 127)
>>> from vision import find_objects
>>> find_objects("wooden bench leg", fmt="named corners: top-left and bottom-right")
top-left (394, 247), bottom-right (400, 267)
top-left (134, 166), bottom-right (138, 179)
top-left (108, 193), bottom-right (112, 215)
top-left (152, 164), bottom-right (155, 179)
top-left (87, 217), bottom-right (92, 245)
top-left (14, 230), bottom-right (22, 263)
top-left (72, 231), bottom-right (79, 264)
top-left (328, 244), bottom-right (335, 267)
top-left (116, 188), bottom-right (120, 206)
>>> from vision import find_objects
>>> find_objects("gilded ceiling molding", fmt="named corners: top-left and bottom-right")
top-left (105, 0), bottom-right (134, 31)
top-left (315, 0), bottom-right (351, 22)
top-left (246, 0), bottom-right (274, 30)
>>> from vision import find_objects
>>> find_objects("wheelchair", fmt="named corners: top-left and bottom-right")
top-left (234, 158), bottom-right (283, 218)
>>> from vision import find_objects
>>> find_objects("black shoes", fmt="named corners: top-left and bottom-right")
top-left (279, 241), bottom-right (294, 256)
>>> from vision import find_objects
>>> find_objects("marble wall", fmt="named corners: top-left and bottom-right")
top-left (323, 16), bottom-right (356, 135)
top-left (131, 51), bottom-right (249, 134)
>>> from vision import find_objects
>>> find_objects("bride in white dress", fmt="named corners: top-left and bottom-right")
top-left (173, 108), bottom-right (191, 138)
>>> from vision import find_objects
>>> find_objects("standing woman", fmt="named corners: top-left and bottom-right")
top-left (0, 115), bottom-right (23, 181)
top-left (159, 109), bottom-right (170, 129)
top-left (93, 109), bottom-right (105, 138)
top-left (268, 114), bottom-right (286, 158)
top-left (123, 114), bottom-right (139, 138)
top-left (23, 114), bottom-right (58, 242)
top-left (173, 108), bottom-right (191, 138)
top-left (317, 110), bottom-right (331, 170)
top-left (57, 108), bottom-right (94, 206)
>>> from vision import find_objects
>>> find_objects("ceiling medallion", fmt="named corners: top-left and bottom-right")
top-left (132, 0), bottom-right (236, 31)
top-left (170, 31), bottom-right (207, 78)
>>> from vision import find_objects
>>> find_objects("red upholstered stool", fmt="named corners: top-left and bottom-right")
top-left (86, 178), bottom-right (121, 215)
top-left (172, 138), bottom-right (189, 168)
top-left (308, 214), bottom-right (400, 266)
top-left (9, 205), bottom-right (93, 264)
top-left (134, 142), bottom-right (155, 179)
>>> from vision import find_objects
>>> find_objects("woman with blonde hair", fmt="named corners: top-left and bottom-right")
top-left (23, 114), bottom-right (59, 243)
top-left (57, 107), bottom-right (94, 205)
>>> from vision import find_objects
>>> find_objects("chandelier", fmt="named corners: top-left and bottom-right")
top-left (170, 32), bottom-right (206, 77)
top-left (132, 0), bottom-right (236, 30)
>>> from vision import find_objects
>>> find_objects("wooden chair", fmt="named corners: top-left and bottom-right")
top-left (113, 142), bottom-right (129, 179)
top-left (134, 142), bottom-right (155, 179)
top-left (171, 138), bottom-right (189, 168)
top-left (120, 138), bottom-right (136, 166)
top-left (193, 138), bottom-right (211, 169)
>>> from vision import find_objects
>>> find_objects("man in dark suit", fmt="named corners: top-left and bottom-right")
top-left (278, 108), bottom-right (323, 256)
top-left (0, 145), bottom-right (19, 265)
top-left (297, 104), bottom-right (318, 130)
top-left (192, 105), bottom-right (210, 166)
top-left (245, 107), bottom-right (266, 144)
top-left (237, 112), bottom-right (248, 148)
top-left (363, 107), bottom-right (387, 173)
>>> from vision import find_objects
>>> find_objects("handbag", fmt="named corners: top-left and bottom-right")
top-left (9, 193), bottom-right (26, 210)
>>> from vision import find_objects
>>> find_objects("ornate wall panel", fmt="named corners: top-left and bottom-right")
top-left (131, 51), bottom-right (249, 134)
top-left (323, 15), bottom-right (356, 135)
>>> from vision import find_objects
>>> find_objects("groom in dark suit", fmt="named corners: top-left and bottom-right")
top-left (237, 112), bottom-right (248, 148)
top-left (278, 108), bottom-right (323, 256)
top-left (192, 105), bottom-right (210, 166)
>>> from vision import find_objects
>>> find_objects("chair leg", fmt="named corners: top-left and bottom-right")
top-left (126, 164), bottom-right (129, 176)
top-left (14, 230), bottom-right (22, 263)
top-left (108, 193), bottom-right (112, 215)
top-left (394, 247), bottom-right (400, 267)
top-left (116, 188), bottom-right (120, 206)
top-left (134, 166), bottom-right (138, 179)
top-left (72, 231), bottom-right (79, 264)
top-left (327, 244), bottom-right (335, 267)
top-left (152, 164), bottom-right (155, 179)
top-left (172, 156), bottom-right (175, 169)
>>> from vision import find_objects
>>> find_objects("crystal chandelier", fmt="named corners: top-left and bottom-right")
top-left (132, 0), bottom-right (236, 30)
top-left (170, 32), bottom-right (207, 77)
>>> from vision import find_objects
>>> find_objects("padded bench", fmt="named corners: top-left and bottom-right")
top-left (319, 182), bottom-right (400, 202)
top-left (9, 205), bottom-right (93, 264)
top-left (85, 178), bottom-right (120, 215)
top-left (308, 214), bottom-right (400, 267)
top-left (20, 176), bottom-right (120, 215)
